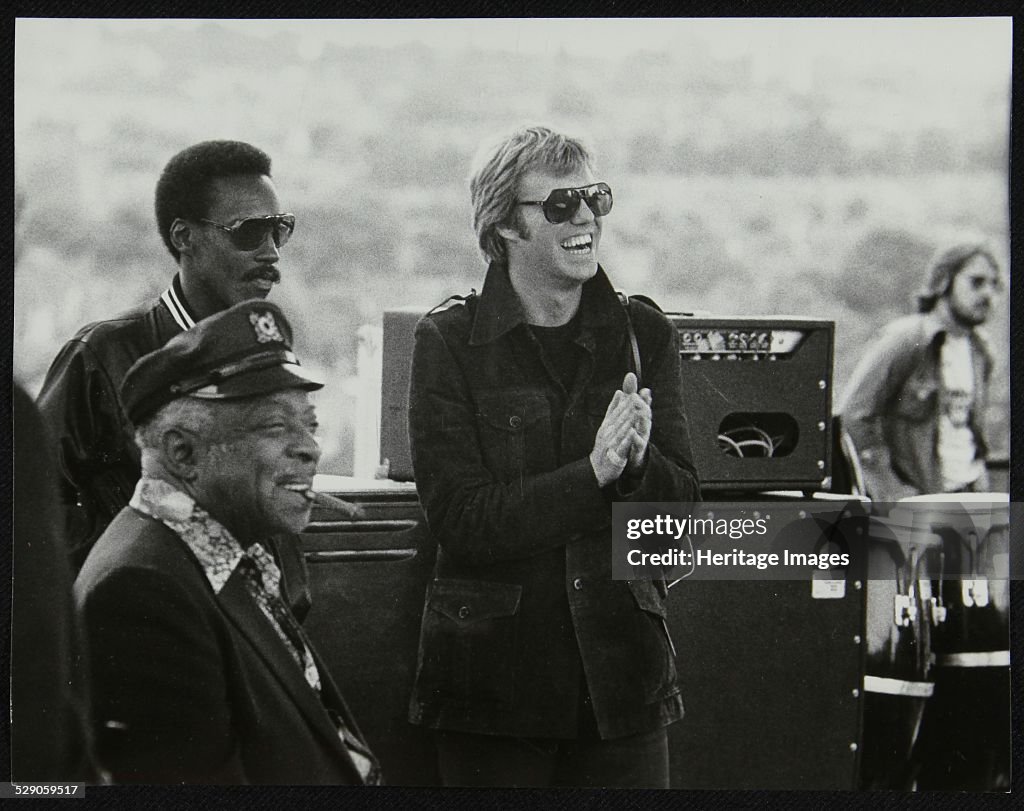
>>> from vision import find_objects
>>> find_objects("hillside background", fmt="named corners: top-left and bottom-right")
top-left (14, 18), bottom-right (1011, 476)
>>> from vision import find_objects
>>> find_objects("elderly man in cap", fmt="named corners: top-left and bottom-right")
top-left (74, 300), bottom-right (379, 785)
top-left (840, 242), bottom-right (1003, 500)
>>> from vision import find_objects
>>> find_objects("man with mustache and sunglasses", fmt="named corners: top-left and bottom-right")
top-left (36, 140), bottom-right (305, 606)
top-left (407, 125), bottom-right (700, 787)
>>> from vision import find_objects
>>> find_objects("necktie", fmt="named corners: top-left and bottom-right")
top-left (238, 552), bottom-right (381, 783)
top-left (238, 554), bottom-right (320, 690)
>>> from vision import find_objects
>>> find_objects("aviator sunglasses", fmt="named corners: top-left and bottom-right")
top-left (516, 182), bottom-right (613, 224)
top-left (199, 213), bottom-right (296, 251)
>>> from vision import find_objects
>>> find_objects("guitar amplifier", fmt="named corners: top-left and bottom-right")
top-left (381, 310), bottom-right (836, 493)
top-left (670, 315), bottom-right (835, 493)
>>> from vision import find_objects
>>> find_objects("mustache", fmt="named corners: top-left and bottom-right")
top-left (244, 265), bottom-right (281, 283)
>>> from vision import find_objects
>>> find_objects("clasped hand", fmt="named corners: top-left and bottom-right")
top-left (589, 372), bottom-right (652, 487)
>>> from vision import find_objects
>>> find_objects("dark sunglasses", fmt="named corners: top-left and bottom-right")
top-left (199, 213), bottom-right (296, 251)
top-left (516, 182), bottom-right (613, 224)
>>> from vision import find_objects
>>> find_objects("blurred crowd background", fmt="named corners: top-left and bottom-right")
top-left (14, 18), bottom-right (1011, 476)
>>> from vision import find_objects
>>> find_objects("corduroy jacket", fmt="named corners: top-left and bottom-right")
top-left (408, 263), bottom-right (700, 741)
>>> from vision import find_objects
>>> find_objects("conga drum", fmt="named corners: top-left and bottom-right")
top-left (896, 493), bottom-right (1011, 790)
top-left (859, 508), bottom-right (944, 789)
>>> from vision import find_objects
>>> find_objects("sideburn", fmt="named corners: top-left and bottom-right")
top-left (511, 208), bottom-right (531, 242)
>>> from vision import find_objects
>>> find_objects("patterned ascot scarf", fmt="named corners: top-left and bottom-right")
top-left (129, 476), bottom-right (379, 784)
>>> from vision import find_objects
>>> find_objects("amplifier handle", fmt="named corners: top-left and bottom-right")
top-left (305, 519), bottom-right (420, 534)
top-left (306, 548), bottom-right (418, 564)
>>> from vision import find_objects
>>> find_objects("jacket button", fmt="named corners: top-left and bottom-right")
top-left (509, 415), bottom-right (522, 429)
top-left (573, 578), bottom-right (583, 591)
top-left (458, 605), bottom-right (470, 619)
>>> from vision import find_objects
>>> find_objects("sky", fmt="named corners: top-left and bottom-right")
top-left (17, 17), bottom-right (1012, 76)
top-left (15, 17), bottom-right (1012, 118)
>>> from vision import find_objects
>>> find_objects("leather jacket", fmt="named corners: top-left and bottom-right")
top-left (35, 277), bottom-right (312, 620)
top-left (36, 277), bottom-right (194, 569)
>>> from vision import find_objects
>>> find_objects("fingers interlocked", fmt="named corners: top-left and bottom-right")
top-left (589, 372), bottom-right (653, 486)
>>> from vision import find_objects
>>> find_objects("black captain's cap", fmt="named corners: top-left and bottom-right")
top-left (122, 299), bottom-right (323, 424)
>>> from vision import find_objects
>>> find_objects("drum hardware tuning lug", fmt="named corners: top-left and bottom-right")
top-left (927, 597), bottom-right (946, 626)
top-left (893, 594), bottom-right (915, 627)
top-left (962, 577), bottom-right (989, 608)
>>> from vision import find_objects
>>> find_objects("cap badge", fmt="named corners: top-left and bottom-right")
top-left (250, 310), bottom-right (285, 344)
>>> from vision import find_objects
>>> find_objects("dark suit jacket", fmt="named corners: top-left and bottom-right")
top-left (75, 507), bottom-right (372, 784)
top-left (12, 384), bottom-right (96, 781)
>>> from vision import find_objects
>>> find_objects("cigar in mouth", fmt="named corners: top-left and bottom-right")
top-left (307, 489), bottom-right (365, 521)
top-left (282, 484), bottom-right (365, 520)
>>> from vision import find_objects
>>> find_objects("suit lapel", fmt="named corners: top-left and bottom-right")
top-left (216, 569), bottom-right (363, 781)
top-left (312, 645), bottom-right (373, 751)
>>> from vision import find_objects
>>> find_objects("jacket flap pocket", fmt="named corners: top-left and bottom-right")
top-left (476, 394), bottom-right (547, 432)
top-left (427, 578), bottom-right (523, 624)
top-left (627, 579), bottom-right (667, 618)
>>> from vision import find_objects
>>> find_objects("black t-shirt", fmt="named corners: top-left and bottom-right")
top-left (529, 313), bottom-right (582, 392)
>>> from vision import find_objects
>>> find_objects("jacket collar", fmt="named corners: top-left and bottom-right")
top-left (129, 476), bottom-right (248, 595)
top-left (160, 273), bottom-right (200, 331)
top-left (920, 308), bottom-right (993, 363)
top-left (468, 262), bottom-right (626, 346)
